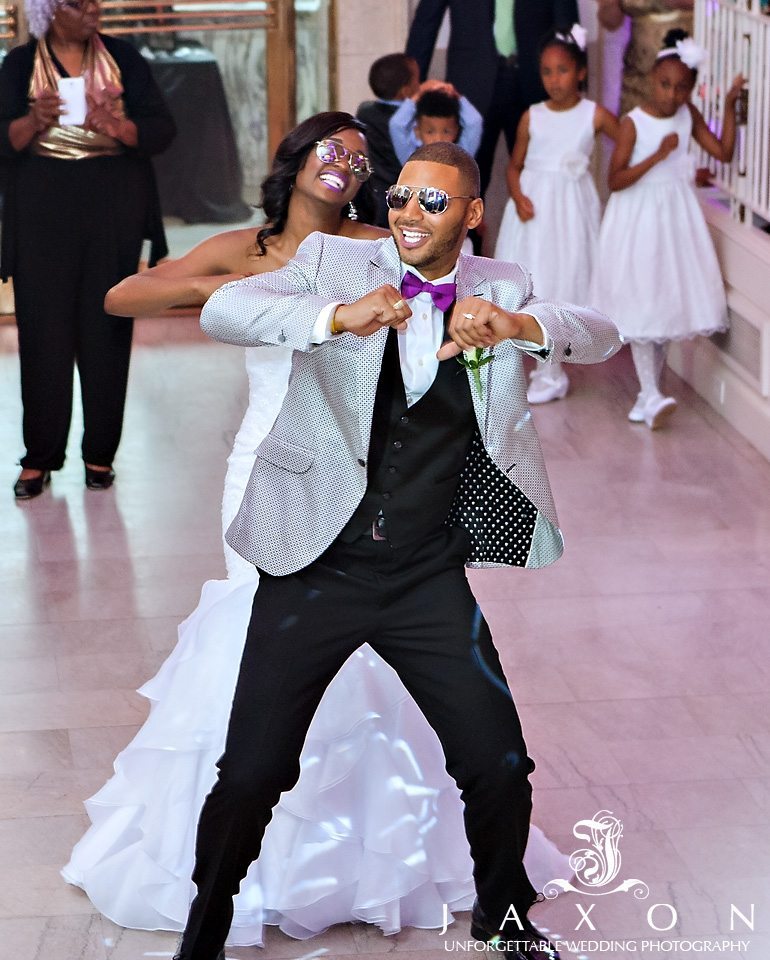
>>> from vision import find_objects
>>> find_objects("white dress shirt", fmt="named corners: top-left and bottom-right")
top-left (396, 265), bottom-right (457, 406)
top-left (312, 261), bottom-right (552, 407)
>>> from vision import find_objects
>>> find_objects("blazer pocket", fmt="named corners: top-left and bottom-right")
top-left (255, 435), bottom-right (315, 474)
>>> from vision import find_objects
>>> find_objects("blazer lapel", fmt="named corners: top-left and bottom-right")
top-left (357, 238), bottom-right (402, 456)
top-left (456, 253), bottom-right (493, 437)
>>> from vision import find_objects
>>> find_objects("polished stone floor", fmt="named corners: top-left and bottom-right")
top-left (1, 315), bottom-right (769, 960)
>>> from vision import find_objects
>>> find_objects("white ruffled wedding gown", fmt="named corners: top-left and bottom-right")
top-left (63, 346), bottom-right (571, 946)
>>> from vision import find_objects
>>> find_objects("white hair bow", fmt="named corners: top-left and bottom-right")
top-left (675, 37), bottom-right (708, 69)
top-left (556, 23), bottom-right (587, 52)
top-left (656, 37), bottom-right (708, 70)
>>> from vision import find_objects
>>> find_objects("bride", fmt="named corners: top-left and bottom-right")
top-left (62, 111), bottom-right (570, 947)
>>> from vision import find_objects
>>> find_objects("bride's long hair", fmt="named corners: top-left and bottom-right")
top-left (255, 111), bottom-right (377, 256)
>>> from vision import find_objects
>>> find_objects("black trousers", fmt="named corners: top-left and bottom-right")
top-left (13, 156), bottom-right (147, 471)
top-left (179, 526), bottom-right (538, 959)
top-left (476, 61), bottom-right (527, 199)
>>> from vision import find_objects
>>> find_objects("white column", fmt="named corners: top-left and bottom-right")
top-left (334, 0), bottom-right (412, 114)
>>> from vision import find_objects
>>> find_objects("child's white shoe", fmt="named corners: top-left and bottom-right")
top-left (628, 394), bottom-right (646, 422)
top-left (643, 393), bottom-right (677, 429)
top-left (527, 368), bottom-right (569, 405)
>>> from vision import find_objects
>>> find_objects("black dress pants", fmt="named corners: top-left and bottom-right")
top-left (179, 526), bottom-right (538, 959)
top-left (476, 60), bottom-right (527, 199)
top-left (13, 156), bottom-right (147, 471)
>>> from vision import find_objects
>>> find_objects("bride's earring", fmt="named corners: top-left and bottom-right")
top-left (347, 201), bottom-right (358, 221)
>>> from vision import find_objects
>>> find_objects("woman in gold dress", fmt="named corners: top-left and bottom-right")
top-left (0, 0), bottom-right (175, 499)
top-left (598, 0), bottom-right (693, 114)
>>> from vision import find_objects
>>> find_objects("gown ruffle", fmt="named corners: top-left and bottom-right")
top-left (62, 346), bottom-right (572, 945)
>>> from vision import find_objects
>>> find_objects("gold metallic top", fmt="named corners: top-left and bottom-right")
top-left (29, 34), bottom-right (125, 160)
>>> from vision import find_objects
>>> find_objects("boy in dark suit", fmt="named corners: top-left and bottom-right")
top-left (356, 53), bottom-right (420, 227)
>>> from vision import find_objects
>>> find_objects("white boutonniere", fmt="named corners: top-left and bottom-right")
top-left (457, 347), bottom-right (495, 400)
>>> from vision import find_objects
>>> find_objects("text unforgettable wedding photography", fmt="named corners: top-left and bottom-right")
top-left (1, 1), bottom-right (769, 959)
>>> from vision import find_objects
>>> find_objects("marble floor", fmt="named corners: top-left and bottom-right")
top-left (1, 315), bottom-right (769, 960)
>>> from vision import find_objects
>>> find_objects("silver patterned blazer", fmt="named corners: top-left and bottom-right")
top-left (201, 233), bottom-right (622, 576)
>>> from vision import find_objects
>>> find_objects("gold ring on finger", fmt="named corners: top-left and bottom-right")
top-left (392, 299), bottom-right (405, 311)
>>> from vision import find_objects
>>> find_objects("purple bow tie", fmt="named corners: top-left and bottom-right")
top-left (400, 271), bottom-right (456, 312)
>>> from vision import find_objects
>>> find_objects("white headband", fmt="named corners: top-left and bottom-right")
top-left (25, 0), bottom-right (66, 37)
top-left (555, 23), bottom-right (587, 53)
top-left (656, 37), bottom-right (708, 70)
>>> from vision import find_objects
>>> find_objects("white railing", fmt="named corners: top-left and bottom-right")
top-left (695, 0), bottom-right (770, 225)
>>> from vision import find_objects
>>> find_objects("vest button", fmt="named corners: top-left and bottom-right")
top-left (392, 440), bottom-right (402, 450)
top-left (388, 465), bottom-right (397, 473)
top-left (382, 492), bottom-right (392, 500)
top-left (400, 415), bottom-right (409, 424)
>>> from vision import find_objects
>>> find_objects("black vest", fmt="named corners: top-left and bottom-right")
top-left (340, 326), bottom-right (478, 547)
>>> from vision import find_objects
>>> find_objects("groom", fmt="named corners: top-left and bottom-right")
top-left (176, 142), bottom-right (621, 960)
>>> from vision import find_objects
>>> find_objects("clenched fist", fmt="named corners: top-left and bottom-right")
top-left (514, 193), bottom-right (535, 222)
top-left (437, 297), bottom-right (544, 360)
top-left (332, 284), bottom-right (412, 337)
top-left (657, 132), bottom-right (679, 159)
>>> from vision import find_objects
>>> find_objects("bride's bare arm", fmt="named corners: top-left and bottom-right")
top-left (104, 229), bottom-right (257, 317)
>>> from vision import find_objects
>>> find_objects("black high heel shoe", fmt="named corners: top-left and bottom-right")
top-left (84, 465), bottom-right (116, 490)
top-left (13, 470), bottom-right (51, 500)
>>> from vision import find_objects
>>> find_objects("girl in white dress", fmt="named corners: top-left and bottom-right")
top-left (62, 112), bottom-right (570, 947)
top-left (590, 29), bottom-right (744, 429)
top-left (495, 25), bottom-right (619, 405)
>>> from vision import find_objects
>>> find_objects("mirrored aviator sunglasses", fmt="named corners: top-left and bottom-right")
top-left (315, 139), bottom-right (372, 182)
top-left (385, 184), bottom-right (477, 215)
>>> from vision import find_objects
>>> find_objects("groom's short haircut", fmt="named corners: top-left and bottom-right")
top-left (406, 142), bottom-right (481, 198)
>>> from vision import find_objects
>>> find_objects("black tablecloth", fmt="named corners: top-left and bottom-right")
top-left (147, 51), bottom-right (251, 224)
